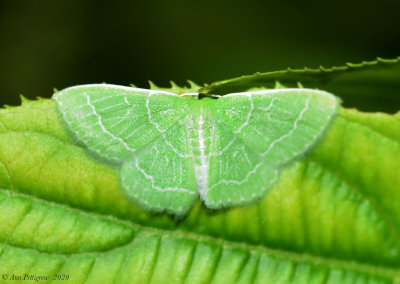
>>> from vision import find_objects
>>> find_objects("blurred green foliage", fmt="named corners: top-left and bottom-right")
top-left (0, 0), bottom-right (399, 111)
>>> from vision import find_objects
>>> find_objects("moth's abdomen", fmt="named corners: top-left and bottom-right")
top-left (187, 106), bottom-right (214, 197)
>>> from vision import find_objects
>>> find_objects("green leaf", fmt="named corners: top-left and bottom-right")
top-left (0, 65), bottom-right (400, 283)
top-left (201, 57), bottom-right (400, 113)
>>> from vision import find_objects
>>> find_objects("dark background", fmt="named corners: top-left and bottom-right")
top-left (0, 0), bottom-right (399, 109)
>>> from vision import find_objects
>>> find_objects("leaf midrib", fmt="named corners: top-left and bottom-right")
top-left (1, 188), bottom-right (399, 281)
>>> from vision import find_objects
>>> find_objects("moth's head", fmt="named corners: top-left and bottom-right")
top-left (197, 93), bottom-right (221, 100)
top-left (179, 92), bottom-right (221, 100)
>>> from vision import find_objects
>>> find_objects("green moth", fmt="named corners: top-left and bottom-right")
top-left (53, 84), bottom-right (339, 215)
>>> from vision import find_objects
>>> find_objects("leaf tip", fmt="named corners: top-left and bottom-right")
top-left (187, 80), bottom-right (201, 89)
top-left (169, 80), bottom-right (179, 88)
top-left (274, 81), bottom-right (286, 89)
top-left (19, 95), bottom-right (29, 104)
top-left (148, 81), bottom-right (158, 90)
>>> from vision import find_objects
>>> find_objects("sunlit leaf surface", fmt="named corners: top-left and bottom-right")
top-left (0, 60), bottom-right (399, 283)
